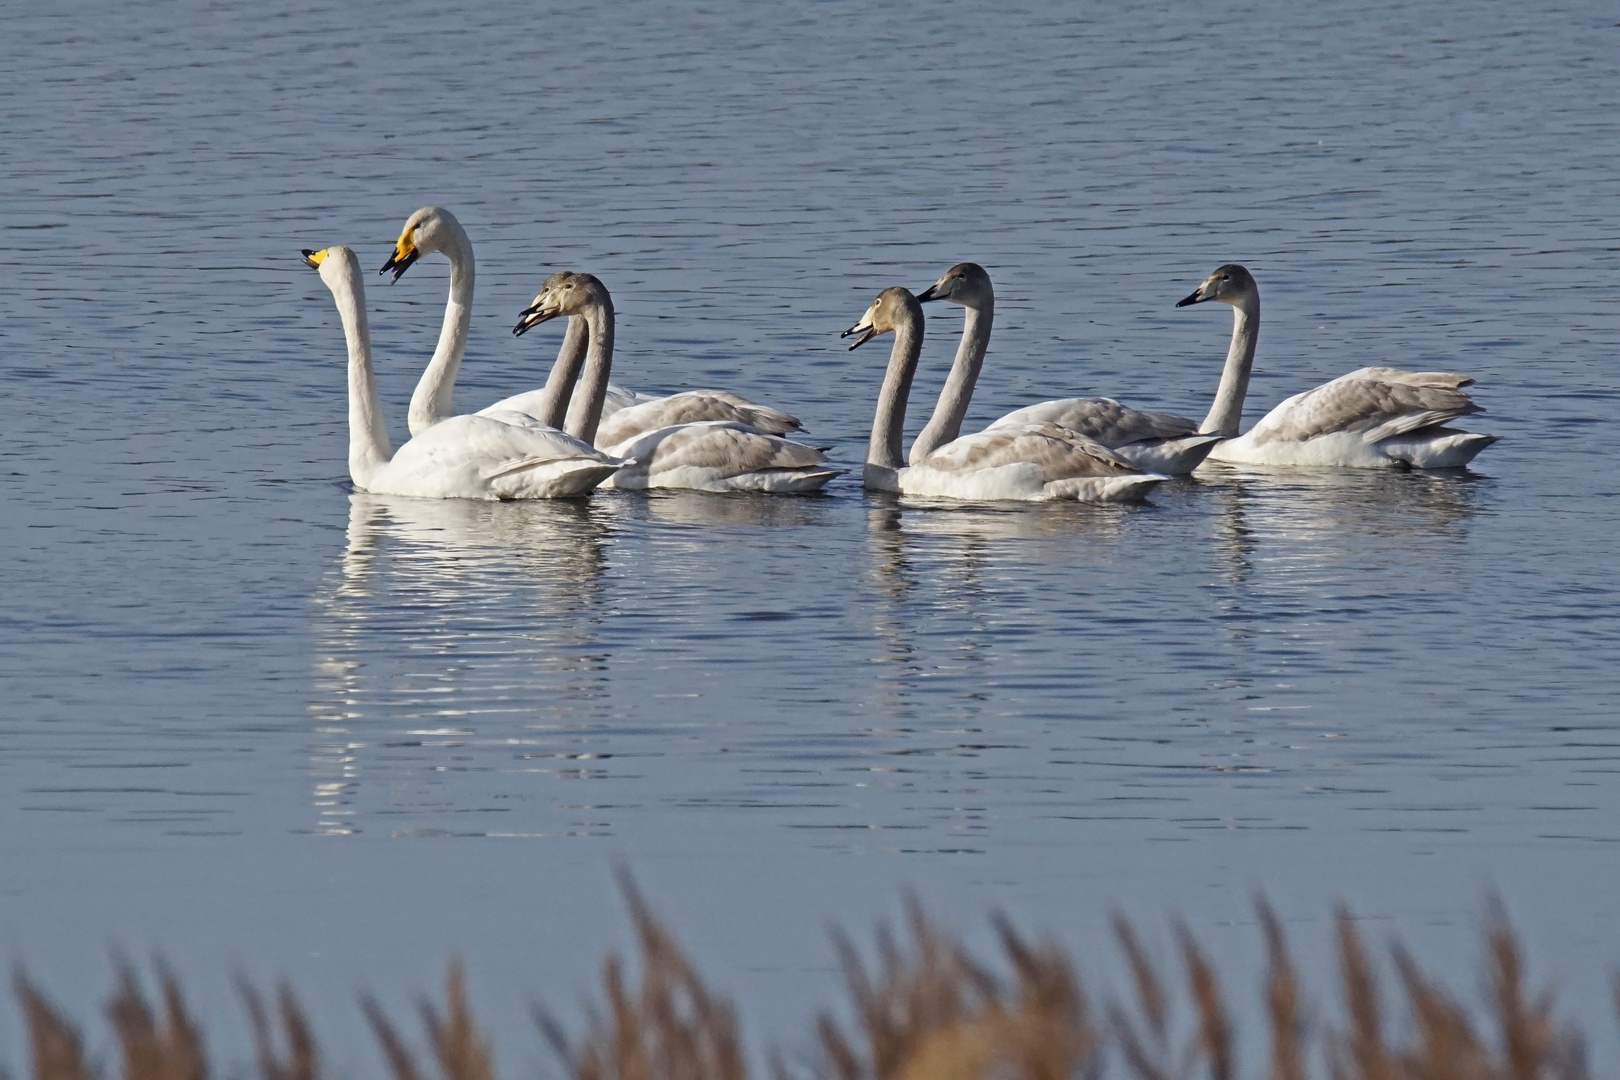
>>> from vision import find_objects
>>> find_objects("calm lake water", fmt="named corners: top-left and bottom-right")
top-left (3, 0), bottom-right (1619, 1069)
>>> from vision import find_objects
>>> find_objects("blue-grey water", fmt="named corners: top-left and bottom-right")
top-left (3, 0), bottom-right (1619, 1069)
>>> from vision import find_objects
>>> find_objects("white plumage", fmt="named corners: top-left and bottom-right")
top-left (303, 246), bottom-right (620, 500)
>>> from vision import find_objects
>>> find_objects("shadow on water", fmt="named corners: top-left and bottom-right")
top-left (306, 494), bottom-right (615, 835)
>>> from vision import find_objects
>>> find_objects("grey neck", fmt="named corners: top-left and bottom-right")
top-left (564, 297), bottom-right (615, 445)
top-left (1200, 294), bottom-right (1259, 438)
top-left (867, 314), bottom-right (925, 476)
top-left (535, 316), bottom-right (589, 429)
top-left (909, 299), bottom-right (991, 465)
top-left (406, 231), bottom-right (474, 436)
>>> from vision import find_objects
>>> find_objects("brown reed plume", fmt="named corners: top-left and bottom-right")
top-left (105, 962), bottom-right (207, 1080)
top-left (6, 893), bottom-right (1602, 1080)
top-left (13, 969), bottom-right (91, 1080)
top-left (238, 978), bottom-right (320, 1080)
top-left (363, 960), bottom-right (494, 1080)
top-left (537, 872), bottom-right (747, 1080)
top-left (812, 896), bottom-right (1098, 1080)
top-left (1109, 912), bottom-right (1239, 1080)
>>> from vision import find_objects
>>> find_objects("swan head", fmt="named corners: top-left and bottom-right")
top-left (1177, 264), bottom-right (1256, 308)
top-left (841, 286), bottom-right (922, 350)
top-left (380, 206), bottom-right (466, 283)
top-left (512, 271), bottom-right (610, 336)
top-left (302, 246), bottom-right (361, 291)
top-left (915, 262), bottom-right (992, 307)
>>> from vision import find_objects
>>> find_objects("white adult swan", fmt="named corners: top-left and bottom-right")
top-left (381, 207), bottom-right (588, 433)
top-left (1178, 264), bottom-right (1498, 468)
top-left (845, 286), bottom-right (1165, 503)
top-left (916, 263), bottom-right (1222, 475)
top-left (512, 273), bottom-right (841, 492)
top-left (383, 206), bottom-right (805, 444)
top-left (303, 246), bottom-right (621, 499)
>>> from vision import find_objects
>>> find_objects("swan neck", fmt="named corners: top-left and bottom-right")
top-left (1201, 296), bottom-right (1259, 438)
top-left (536, 316), bottom-right (589, 429)
top-left (331, 273), bottom-right (393, 486)
top-left (565, 298), bottom-right (615, 445)
top-left (406, 231), bottom-right (475, 436)
top-left (868, 315), bottom-right (924, 474)
top-left (909, 299), bottom-right (991, 465)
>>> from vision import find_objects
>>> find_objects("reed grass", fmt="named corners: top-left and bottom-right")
top-left (8, 891), bottom-right (1599, 1080)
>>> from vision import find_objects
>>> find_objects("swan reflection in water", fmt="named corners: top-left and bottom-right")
top-left (308, 494), bottom-right (612, 835)
top-left (862, 495), bottom-right (1144, 723)
top-left (1201, 462), bottom-right (1484, 568)
top-left (1196, 464), bottom-right (1486, 714)
top-left (612, 488), bottom-right (839, 530)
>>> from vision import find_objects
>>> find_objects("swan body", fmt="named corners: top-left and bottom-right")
top-left (1205, 368), bottom-right (1496, 468)
top-left (512, 273), bottom-right (840, 493)
top-left (304, 246), bottom-right (620, 500)
top-left (592, 390), bottom-right (802, 448)
top-left (602, 421), bottom-right (840, 492)
top-left (984, 399), bottom-right (1220, 474)
top-left (1178, 264), bottom-right (1497, 469)
top-left (847, 286), bottom-right (1165, 504)
top-left (915, 263), bottom-right (1221, 476)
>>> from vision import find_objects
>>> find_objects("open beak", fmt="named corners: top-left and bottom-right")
top-left (379, 233), bottom-right (419, 283)
top-left (841, 319), bottom-right (879, 350)
top-left (512, 298), bottom-right (563, 337)
top-left (301, 248), bottom-right (327, 269)
top-left (1176, 282), bottom-right (1212, 308)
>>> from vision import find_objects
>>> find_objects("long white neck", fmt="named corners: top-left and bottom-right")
top-left (909, 299), bottom-right (991, 465)
top-left (1200, 293), bottom-right (1260, 438)
top-left (564, 298), bottom-right (615, 445)
top-left (329, 270), bottom-right (393, 488)
top-left (534, 317), bottom-right (589, 429)
top-left (866, 314), bottom-right (924, 483)
top-left (406, 228), bottom-right (474, 436)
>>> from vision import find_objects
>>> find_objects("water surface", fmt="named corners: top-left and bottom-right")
top-left (3, 0), bottom-right (1619, 1068)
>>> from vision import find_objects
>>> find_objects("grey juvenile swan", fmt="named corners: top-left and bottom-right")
top-left (513, 273), bottom-right (841, 492)
top-left (845, 285), bottom-right (1165, 503)
top-left (1177, 264), bottom-right (1497, 468)
top-left (918, 262), bottom-right (1222, 475)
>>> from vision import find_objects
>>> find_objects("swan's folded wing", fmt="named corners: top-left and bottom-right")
top-left (398, 414), bottom-right (613, 473)
top-left (987, 397), bottom-right (1200, 445)
top-left (595, 391), bottom-right (803, 446)
top-left (1247, 368), bottom-right (1485, 446)
top-left (601, 383), bottom-right (661, 417)
top-left (621, 421), bottom-right (827, 478)
top-left (477, 390), bottom-right (552, 423)
top-left (923, 423), bottom-right (1140, 478)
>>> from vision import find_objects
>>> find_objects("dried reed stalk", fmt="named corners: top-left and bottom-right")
top-left (106, 962), bottom-right (207, 1080)
top-left (238, 978), bottom-right (319, 1080)
top-left (1257, 902), bottom-right (1304, 1080)
top-left (13, 969), bottom-right (90, 1080)
top-left (364, 960), bottom-right (493, 1080)
top-left (538, 873), bottom-right (747, 1080)
top-left (816, 897), bottom-right (1097, 1080)
top-left (5, 894), bottom-right (1604, 1080)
